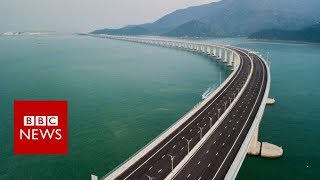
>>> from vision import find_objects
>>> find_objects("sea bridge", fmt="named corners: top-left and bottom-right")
top-left (91, 35), bottom-right (283, 180)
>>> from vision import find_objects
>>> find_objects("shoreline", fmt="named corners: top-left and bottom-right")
top-left (248, 38), bottom-right (320, 45)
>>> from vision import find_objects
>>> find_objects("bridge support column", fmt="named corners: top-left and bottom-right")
top-left (248, 99), bottom-right (283, 158)
top-left (91, 175), bottom-right (98, 180)
top-left (223, 49), bottom-right (228, 63)
top-left (213, 47), bottom-right (217, 56)
top-left (218, 48), bottom-right (222, 59)
top-left (228, 51), bottom-right (233, 67)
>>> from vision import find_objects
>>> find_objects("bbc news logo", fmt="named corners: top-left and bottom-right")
top-left (21, 116), bottom-right (62, 140)
top-left (14, 100), bottom-right (68, 154)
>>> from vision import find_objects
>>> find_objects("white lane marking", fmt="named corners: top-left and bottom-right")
top-left (181, 147), bottom-right (184, 151)
top-left (206, 150), bottom-right (209, 154)
top-left (162, 155), bottom-right (165, 158)
top-left (213, 53), bottom-right (266, 180)
top-left (158, 169), bottom-right (162, 173)
top-left (149, 166), bottom-right (153, 170)
top-left (216, 152), bottom-right (219, 156)
top-left (228, 134), bottom-right (230, 138)
top-left (173, 145), bottom-right (176, 148)
top-left (198, 161), bottom-right (201, 165)
top-left (222, 143), bottom-right (225, 146)
top-left (187, 174), bottom-right (191, 178)
top-left (208, 163), bottom-right (211, 167)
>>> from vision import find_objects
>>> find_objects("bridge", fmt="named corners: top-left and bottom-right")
top-left (91, 35), bottom-right (283, 180)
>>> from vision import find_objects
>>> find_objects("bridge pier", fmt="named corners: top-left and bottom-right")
top-left (206, 46), bottom-right (211, 55)
top-left (223, 49), bottom-right (228, 63)
top-left (247, 99), bottom-right (283, 158)
top-left (228, 51), bottom-right (234, 68)
top-left (218, 48), bottom-right (222, 59)
top-left (213, 47), bottom-right (217, 57)
top-left (91, 175), bottom-right (98, 180)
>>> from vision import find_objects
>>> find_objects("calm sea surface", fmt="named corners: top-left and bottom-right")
top-left (0, 35), bottom-right (319, 179)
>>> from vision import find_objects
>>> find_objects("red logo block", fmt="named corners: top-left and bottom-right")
top-left (14, 100), bottom-right (68, 154)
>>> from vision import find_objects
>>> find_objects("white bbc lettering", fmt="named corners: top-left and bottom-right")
top-left (23, 116), bottom-right (58, 126)
top-left (24, 116), bottom-right (34, 126)
top-left (35, 116), bottom-right (47, 126)
top-left (47, 116), bottom-right (58, 126)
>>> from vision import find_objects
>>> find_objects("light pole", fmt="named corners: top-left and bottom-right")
top-left (183, 137), bottom-right (193, 153)
top-left (209, 117), bottom-right (213, 128)
top-left (145, 175), bottom-right (155, 180)
top-left (167, 154), bottom-right (176, 171)
top-left (199, 127), bottom-right (204, 139)
top-left (218, 109), bottom-right (221, 119)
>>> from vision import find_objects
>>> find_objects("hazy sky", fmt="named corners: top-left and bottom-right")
top-left (0, 0), bottom-right (218, 33)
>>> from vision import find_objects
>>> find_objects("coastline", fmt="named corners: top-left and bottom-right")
top-left (248, 38), bottom-right (320, 45)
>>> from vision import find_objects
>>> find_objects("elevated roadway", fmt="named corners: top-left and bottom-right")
top-left (90, 35), bottom-right (282, 180)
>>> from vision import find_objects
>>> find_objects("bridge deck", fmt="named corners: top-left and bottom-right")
top-left (171, 49), bottom-right (267, 180)
top-left (94, 35), bottom-right (270, 180)
top-left (113, 45), bottom-right (249, 180)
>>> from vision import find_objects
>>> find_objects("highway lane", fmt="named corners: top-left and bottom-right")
top-left (172, 49), bottom-right (267, 180)
top-left (113, 47), bottom-right (251, 180)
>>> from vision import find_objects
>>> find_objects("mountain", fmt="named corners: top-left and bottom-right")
top-left (248, 23), bottom-right (320, 43)
top-left (91, 26), bottom-right (150, 35)
top-left (163, 20), bottom-right (227, 37)
top-left (92, 0), bottom-right (320, 37)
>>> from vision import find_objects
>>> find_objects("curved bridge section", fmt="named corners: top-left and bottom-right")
top-left (91, 35), bottom-right (281, 180)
